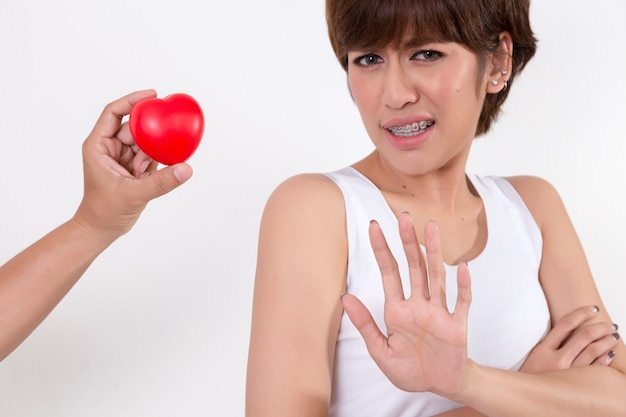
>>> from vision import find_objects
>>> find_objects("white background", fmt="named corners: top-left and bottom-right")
top-left (0, 1), bottom-right (624, 416)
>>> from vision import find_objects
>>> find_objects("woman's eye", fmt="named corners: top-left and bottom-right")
top-left (354, 54), bottom-right (383, 67)
top-left (412, 50), bottom-right (443, 61)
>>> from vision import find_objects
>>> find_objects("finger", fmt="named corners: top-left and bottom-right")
top-left (423, 220), bottom-right (447, 308)
top-left (132, 163), bottom-right (193, 202)
top-left (132, 149), bottom-right (153, 177)
top-left (543, 305), bottom-right (600, 350)
top-left (571, 326), bottom-right (620, 367)
top-left (140, 159), bottom-right (160, 177)
top-left (99, 151), bottom-right (135, 178)
top-left (453, 262), bottom-right (472, 319)
top-left (369, 220), bottom-right (405, 302)
top-left (90, 90), bottom-right (157, 139)
top-left (116, 122), bottom-right (135, 146)
top-left (342, 293), bottom-right (389, 359)
top-left (398, 212), bottom-right (429, 299)
top-left (592, 350), bottom-right (617, 367)
top-left (118, 115), bottom-right (153, 176)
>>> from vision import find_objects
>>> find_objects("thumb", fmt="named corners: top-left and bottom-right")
top-left (342, 293), bottom-right (388, 358)
top-left (136, 163), bottom-right (193, 202)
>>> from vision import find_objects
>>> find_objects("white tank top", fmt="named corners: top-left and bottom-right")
top-left (325, 167), bottom-right (551, 417)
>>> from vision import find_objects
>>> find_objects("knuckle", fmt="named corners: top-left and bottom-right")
top-left (103, 100), bottom-right (118, 114)
top-left (577, 326), bottom-right (597, 340)
top-left (555, 356), bottom-right (571, 370)
top-left (558, 313), bottom-right (581, 330)
top-left (153, 174), bottom-right (170, 196)
top-left (580, 335), bottom-right (618, 363)
top-left (559, 305), bottom-right (598, 328)
top-left (582, 343), bottom-right (604, 360)
top-left (574, 322), bottom-right (609, 342)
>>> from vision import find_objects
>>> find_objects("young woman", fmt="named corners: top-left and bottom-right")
top-left (246, 1), bottom-right (625, 416)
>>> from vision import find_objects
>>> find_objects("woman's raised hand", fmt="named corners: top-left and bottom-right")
top-left (341, 213), bottom-right (472, 397)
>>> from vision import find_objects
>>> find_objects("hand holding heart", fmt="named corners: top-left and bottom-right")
top-left (75, 90), bottom-right (193, 241)
top-left (129, 93), bottom-right (204, 166)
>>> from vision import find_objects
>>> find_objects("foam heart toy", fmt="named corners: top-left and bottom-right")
top-left (129, 93), bottom-right (204, 165)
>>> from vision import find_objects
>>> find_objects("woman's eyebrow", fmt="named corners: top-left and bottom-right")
top-left (400, 37), bottom-right (446, 49)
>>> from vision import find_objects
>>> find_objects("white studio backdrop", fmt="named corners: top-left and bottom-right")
top-left (0, 1), bottom-right (624, 416)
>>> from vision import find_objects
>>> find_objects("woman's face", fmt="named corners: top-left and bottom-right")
top-left (347, 41), bottom-right (493, 176)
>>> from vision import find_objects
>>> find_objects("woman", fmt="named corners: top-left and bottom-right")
top-left (246, 1), bottom-right (625, 415)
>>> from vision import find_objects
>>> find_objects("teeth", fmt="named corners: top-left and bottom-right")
top-left (388, 120), bottom-right (434, 136)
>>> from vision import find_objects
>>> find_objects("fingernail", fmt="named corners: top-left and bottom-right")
top-left (592, 305), bottom-right (600, 313)
top-left (614, 333), bottom-right (621, 341)
top-left (613, 323), bottom-right (619, 331)
top-left (173, 164), bottom-right (192, 183)
top-left (608, 350), bottom-right (616, 359)
top-left (340, 292), bottom-right (348, 300)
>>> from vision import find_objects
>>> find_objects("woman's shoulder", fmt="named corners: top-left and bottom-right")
top-left (256, 173), bottom-right (348, 284)
top-left (261, 172), bottom-right (346, 229)
top-left (502, 175), bottom-right (566, 228)
top-left (266, 172), bottom-right (343, 208)
top-left (503, 175), bottom-right (562, 205)
top-left (503, 175), bottom-right (558, 194)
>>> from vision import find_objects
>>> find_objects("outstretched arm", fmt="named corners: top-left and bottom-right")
top-left (344, 211), bottom-right (626, 417)
top-left (0, 90), bottom-right (192, 361)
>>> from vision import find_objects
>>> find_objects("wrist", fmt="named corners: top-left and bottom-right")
top-left (448, 359), bottom-right (483, 405)
top-left (72, 195), bottom-right (141, 245)
top-left (69, 211), bottom-right (122, 250)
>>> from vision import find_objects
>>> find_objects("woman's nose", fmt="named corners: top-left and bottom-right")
top-left (382, 63), bottom-right (419, 109)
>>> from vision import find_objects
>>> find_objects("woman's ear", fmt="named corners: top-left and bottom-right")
top-left (486, 31), bottom-right (513, 94)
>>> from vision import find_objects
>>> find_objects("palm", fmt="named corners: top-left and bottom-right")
top-left (342, 214), bottom-right (472, 397)
top-left (382, 292), bottom-right (469, 393)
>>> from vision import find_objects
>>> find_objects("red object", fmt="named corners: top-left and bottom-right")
top-left (129, 93), bottom-right (204, 165)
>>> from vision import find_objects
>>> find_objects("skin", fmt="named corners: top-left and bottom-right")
top-left (246, 31), bottom-right (624, 416)
top-left (0, 90), bottom-right (192, 361)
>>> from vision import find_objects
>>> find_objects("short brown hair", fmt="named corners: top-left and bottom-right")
top-left (326, 0), bottom-right (537, 136)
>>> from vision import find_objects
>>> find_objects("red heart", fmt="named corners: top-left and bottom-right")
top-left (129, 93), bottom-right (204, 166)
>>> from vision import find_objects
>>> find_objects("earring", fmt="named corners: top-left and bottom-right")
top-left (492, 80), bottom-right (499, 86)
top-left (501, 70), bottom-right (508, 75)
top-left (503, 81), bottom-right (508, 90)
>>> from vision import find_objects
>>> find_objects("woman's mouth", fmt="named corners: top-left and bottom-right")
top-left (387, 120), bottom-right (435, 137)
